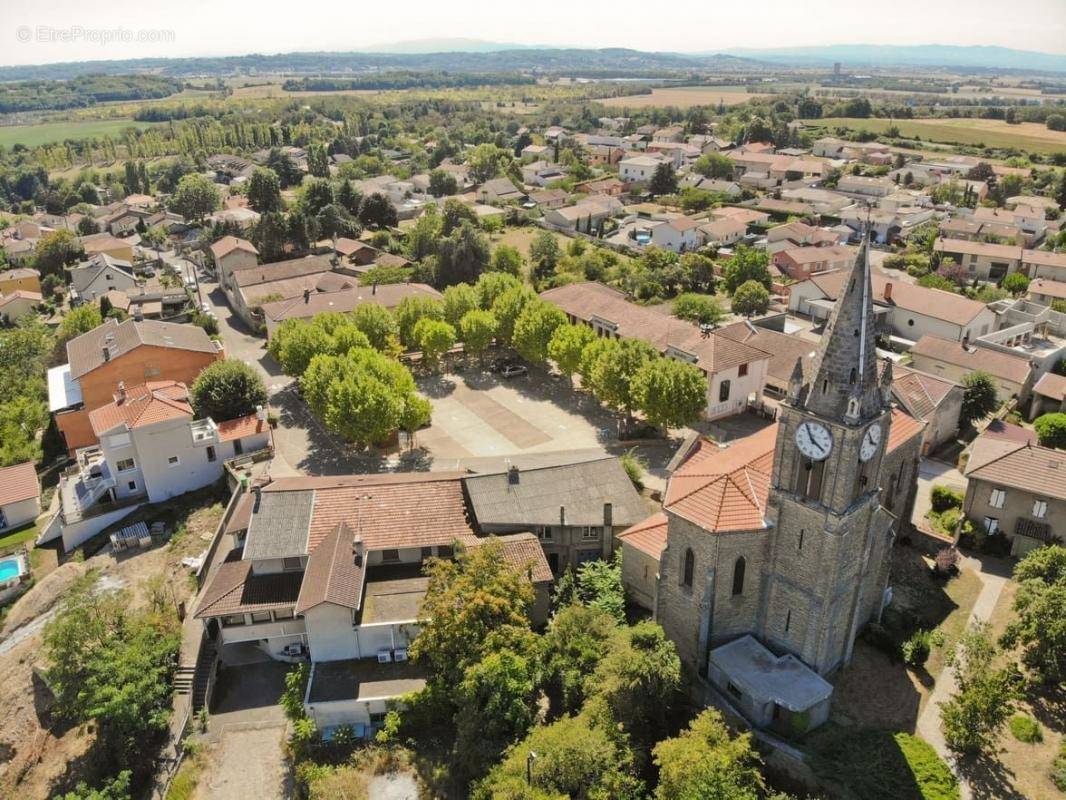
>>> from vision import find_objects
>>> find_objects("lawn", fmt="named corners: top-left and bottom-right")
top-left (0, 118), bottom-right (162, 149)
top-left (489, 226), bottom-right (571, 280)
top-left (804, 725), bottom-right (959, 800)
top-left (602, 85), bottom-right (771, 109)
top-left (809, 117), bottom-right (1066, 155)
top-left (0, 522), bottom-right (39, 555)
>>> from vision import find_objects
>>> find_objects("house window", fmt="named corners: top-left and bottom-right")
top-left (732, 557), bottom-right (746, 596)
top-left (127, 481), bottom-right (137, 492)
top-left (421, 547), bottom-right (434, 561)
top-left (1032, 500), bottom-right (1047, 519)
top-left (382, 549), bottom-right (400, 563)
top-left (221, 614), bottom-right (245, 627)
top-left (726, 681), bottom-right (743, 701)
top-left (719, 380), bottom-right (731, 403)
top-left (233, 439), bottom-right (244, 456)
top-left (989, 488), bottom-right (1006, 509)
top-left (167, 455), bottom-right (180, 467)
top-left (369, 711), bottom-right (388, 725)
top-left (738, 363), bottom-right (748, 377)
top-left (438, 545), bottom-right (454, 558)
top-left (682, 549), bottom-right (695, 588)
top-left (273, 607), bottom-right (294, 620)
top-left (206, 446), bottom-right (217, 463)
top-left (250, 611), bottom-right (272, 624)
top-left (116, 458), bottom-right (135, 472)
top-left (537, 527), bottom-right (553, 541)
top-left (983, 517), bottom-right (999, 534)
top-left (581, 527), bottom-right (599, 540)
top-left (282, 557), bottom-right (302, 571)
top-left (577, 550), bottom-right (600, 564)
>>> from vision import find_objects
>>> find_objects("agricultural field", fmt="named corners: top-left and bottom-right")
top-left (0, 118), bottom-right (162, 149)
top-left (810, 117), bottom-right (1066, 155)
top-left (602, 85), bottom-right (774, 109)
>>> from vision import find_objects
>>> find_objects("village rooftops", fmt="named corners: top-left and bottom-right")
top-left (1030, 279), bottom-right (1066, 300)
top-left (210, 235), bottom-right (258, 260)
top-left (231, 254), bottom-right (338, 288)
top-left (617, 511), bottom-right (669, 559)
top-left (716, 321), bottom-right (818, 385)
top-left (307, 658), bottom-right (427, 705)
top-left (910, 336), bottom-right (1032, 385)
top-left (66, 318), bottom-right (219, 380)
top-left (88, 381), bottom-right (192, 435)
top-left (710, 635), bottom-right (833, 713)
top-left (260, 283), bottom-right (442, 325)
top-left (889, 364), bottom-right (959, 421)
top-left (964, 435), bottom-right (1066, 501)
top-left (933, 237), bottom-right (1021, 261)
top-left (1033, 371), bottom-right (1066, 403)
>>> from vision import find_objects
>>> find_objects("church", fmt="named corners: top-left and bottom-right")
top-left (622, 242), bottom-right (924, 736)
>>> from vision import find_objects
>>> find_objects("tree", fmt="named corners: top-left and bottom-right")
top-left (394, 295), bottom-right (445, 349)
top-left (169, 173), bottom-right (221, 222)
top-left (252, 211), bottom-right (288, 263)
top-left (490, 244), bottom-right (523, 276)
top-left (467, 143), bottom-right (512, 184)
top-left (306, 142), bottom-right (330, 178)
top-left (916, 272), bottom-right (957, 292)
top-left (490, 285), bottom-right (537, 345)
top-left (428, 168), bottom-right (459, 197)
top-left (315, 203), bottom-right (357, 239)
top-left (513, 301), bottom-right (567, 364)
top-left (960, 371), bottom-right (999, 426)
top-left (412, 539), bottom-right (534, 689)
top-left (1002, 545), bottom-right (1066, 683)
top-left (412, 317), bottom-right (456, 368)
top-left (940, 624), bottom-right (1020, 754)
top-left (1047, 114), bottom-right (1066, 132)
top-left (460, 310), bottom-right (497, 360)
top-left (673, 293), bottom-right (724, 325)
top-left (351, 302), bottom-right (398, 350)
top-left (731, 280), bottom-right (770, 317)
top-left (722, 246), bottom-right (772, 293)
top-left (58, 304), bottom-right (102, 343)
top-left (266, 148), bottom-right (303, 188)
top-left (247, 167), bottom-right (283, 213)
top-left (358, 192), bottom-right (398, 228)
top-left (190, 359), bottom-right (268, 422)
top-left (548, 323), bottom-right (596, 385)
top-left (680, 252), bottom-right (716, 294)
top-left (271, 320), bottom-right (333, 376)
top-left (529, 230), bottom-right (563, 283)
top-left (442, 284), bottom-right (480, 330)
top-left (632, 357), bottom-right (708, 430)
top-left (440, 198), bottom-right (479, 236)
top-left (693, 152), bottom-right (733, 179)
top-left (437, 221), bottom-right (490, 288)
top-left (56, 771), bottom-right (132, 800)
top-left (476, 271), bottom-right (522, 310)
top-left (34, 229), bottom-right (84, 277)
top-left (325, 369), bottom-right (404, 445)
top-left (540, 604), bottom-right (618, 713)
top-left (1001, 271), bottom-right (1030, 296)
top-left (590, 338), bottom-right (658, 417)
top-left (649, 162), bottom-right (679, 196)
top-left (1034, 412), bottom-right (1066, 449)
top-left (653, 709), bottom-right (765, 800)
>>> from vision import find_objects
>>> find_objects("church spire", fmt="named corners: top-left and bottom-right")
top-left (801, 227), bottom-right (883, 424)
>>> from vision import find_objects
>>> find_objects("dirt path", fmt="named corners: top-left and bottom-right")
top-left (195, 724), bottom-right (288, 800)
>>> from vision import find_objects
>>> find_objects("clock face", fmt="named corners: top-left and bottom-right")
top-left (795, 421), bottom-right (833, 461)
top-left (860, 424), bottom-right (882, 462)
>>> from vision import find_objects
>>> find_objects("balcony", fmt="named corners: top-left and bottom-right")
top-left (59, 450), bottom-right (145, 523)
top-left (190, 418), bottom-right (219, 445)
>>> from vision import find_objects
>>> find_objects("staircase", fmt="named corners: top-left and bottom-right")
top-left (173, 665), bottom-right (195, 697)
top-left (191, 637), bottom-right (218, 714)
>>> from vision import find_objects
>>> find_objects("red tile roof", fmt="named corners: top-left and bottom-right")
top-left (492, 533), bottom-right (554, 584)
top-left (886, 408), bottom-right (925, 453)
top-left (1033, 371), bottom-right (1066, 402)
top-left (216, 413), bottom-right (267, 442)
top-left (890, 365), bottom-right (958, 422)
top-left (195, 557), bottom-right (303, 618)
top-left (296, 521), bottom-right (364, 615)
top-left (209, 235), bottom-right (258, 260)
top-left (1029, 278), bottom-right (1066, 300)
top-left (618, 511), bottom-right (669, 558)
top-left (88, 381), bottom-right (192, 435)
top-left (0, 461), bottom-right (39, 507)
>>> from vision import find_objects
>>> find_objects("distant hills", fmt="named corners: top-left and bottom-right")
top-left (721, 44), bottom-right (1066, 73)
top-left (0, 42), bottom-right (1063, 82)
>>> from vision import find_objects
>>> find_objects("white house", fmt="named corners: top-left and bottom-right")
top-left (619, 154), bottom-right (670, 185)
top-left (69, 254), bottom-right (137, 304)
top-left (0, 462), bottom-right (40, 534)
top-left (650, 217), bottom-right (702, 252)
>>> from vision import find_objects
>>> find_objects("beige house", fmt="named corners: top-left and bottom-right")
top-left (889, 365), bottom-right (963, 454)
top-left (933, 238), bottom-right (1021, 282)
top-left (0, 462), bottom-right (40, 534)
top-left (210, 236), bottom-right (259, 288)
top-left (0, 290), bottom-right (41, 323)
top-left (1021, 249), bottom-right (1066, 283)
top-left (1029, 372), bottom-right (1066, 420)
top-left (1028, 278), bottom-right (1066, 307)
top-left (963, 433), bottom-right (1065, 557)
top-left (909, 336), bottom-right (1033, 404)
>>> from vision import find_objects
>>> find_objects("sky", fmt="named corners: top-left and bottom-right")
top-left (2, 0), bottom-right (1066, 66)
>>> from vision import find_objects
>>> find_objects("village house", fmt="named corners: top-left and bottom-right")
top-left (888, 364), bottom-right (963, 454)
top-left (619, 154), bottom-right (670, 185)
top-left (541, 281), bottom-right (771, 420)
top-left (48, 318), bottom-right (224, 454)
top-left (0, 290), bottom-right (42, 323)
top-left (228, 254), bottom-right (358, 325)
top-left (715, 321), bottom-right (819, 398)
top-left (650, 217), bottom-right (702, 253)
top-left (835, 175), bottom-right (896, 198)
top-left (1028, 278), bottom-right (1066, 307)
top-left (1029, 372), bottom-right (1066, 420)
top-left (543, 199), bottom-right (618, 234)
top-left (476, 178), bottom-right (525, 205)
top-left (79, 232), bottom-right (135, 262)
top-left (0, 267), bottom-right (41, 295)
top-left (698, 218), bottom-right (748, 248)
top-left (962, 433), bottom-right (1065, 557)
top-left (1021, 249), bottom-right (1066, 283)
top-left (463, 458), bottom-right (647, 575)
top-left (934, 238), bottom-right (1022, 282)
top-left (909, 335), bottom-right (1033, 404)
top-left (44, 382), bottom-right (271, 552)
top-left (260, 282), bottom-right (443, 338)
top-left (69, 253), bottom-right (137, 304)
top-left (210, 236), bottom-right (259, 288)
top-left (529, 188), bottom-right (568, 210)
top-left (0, 462), bottom-right (41, 535)
top-left (772, 245), bottom-right (855, 281)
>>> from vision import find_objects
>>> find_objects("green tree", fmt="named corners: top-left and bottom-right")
top-left (468, 143), bottom-right (513, 184)
top-left (722, 246), bottom-right (772, 294)
top-left (271, 320), bottom-right (333, 376)
top-left (34, 229), bottom-right (84, 277)
top-left (428, 168), bottom-right (459, 198)
top-left (411, 539), bottom-right (534, 689)
top-left (529, 230), bottom-right (563, 283)
top-left (190, 359), bottom-right (268, 422)
top-left (460, 309), bottom-right (497, 360)
top-left (673, 293), bottom-right (725, 325)
top-left (246, 167), bottom-right (283, 213)
top-left (58, 304), bottom-right (103, 343)
top-left (590, 338), bottom-right (658, 418)
top-left (731, 280), bottom-right (771, 317)
top-left (315, 203), bottom-right (357, 239)
top-left (412, 317), bottom-right (456, 368)
top-left (513, 301), bottom-right (567, 364)
top-left (1034, 412), bottom-right (1066, 449)
top-left (351, 303), bottom-right (399, 350)
top-left (336, 179), bottom-right (363, 215)
top-left (632, 357), bottom-right (708, 430)
top-left (358, 192), bottom-right (398, 228)
top-left (649, 162), bottom-right (679, 196)
top-left (252, 211), bottom-right (288, 263)
top-left (56, 771), bottom-right (132, 800)
top-left (490, 285), bottom-right (537, 345)
top-left (693, 152), bottom-right (734, 179)
top-left (540, 604), bottom-right (618, 713)
top-left (548, 323), bottom-right (596, 385)
top-left (405, 205), bottom-right (443, 262)
top-left (266, 147), bottom-right (303, 187)
top-left (169, 173), bottom-right (221, 221)
top-left (394, 295), bottom-right (445, 349)
top-left (330, 323), bottom-right (372, 355)
top-left (490, 244), bottom-right (524, 276)
top-left (442, 282), bottom-right (480, 327)
top-left (1047, 114), bottom-right (1066, 132)
top-left (325, 369), bottom-right (404, 444)
top-left (940, 624), bottom-right (1020, 754)
top-left (301, 178), bottom-right (334, 216)
top-left (306, 142), bottom-right (330, 178)
top-left (960, 371), bottom-right (999, 426)
top-left (917, 273), bottom-right (957, 292)
top-left (1002, 545), bottom-right (1066, 683)
top-left (476, 271), bottom-right (522, 310)
top-left (440, 198), bottom-right (479, 236)
top-left (437, 221), bottom-right (491, 287)
top-left (653, 709), bottom-right (765, 800)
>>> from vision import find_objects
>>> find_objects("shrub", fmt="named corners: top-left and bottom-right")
top-left (902, 630), bottom-right (933, 667)
top-left (1053, 740), bottom-right (1066, 791)
top-left (1009, 714), bottom-right (1042, 743)
top-left (1034, 412), bottom-right (1066, 449)
top-left (620, 448), bottom-right (645, 491)
top-left (931, 486), bottom-right (964, 513)
top-left (938, 507), bottom-right (963, 536)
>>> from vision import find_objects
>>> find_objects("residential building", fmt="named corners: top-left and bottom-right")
top-left (698, 218), bottom-right (747, 248)
top-left (464, 458), bottom-right (647, 575)
top-left (0, 267), bottom-right (41, 295)
top-left (772, 245), bottom-right (855, 281)
top-left (0, 290), bottom-right (41, 323)
top-left (619, 154), bottom-right (670, 184)
top-left (529, 188), bottom-right (567, 209)
top-left (1029, 372), bottom-right (1066, 420)
top-left (934, 238), bottom-right (1022, 282)
top-left (260, 283), bottom-right (442, 338)
top-left (716, 321), bottom-right (819, 397)
top-left (1028, 278), bottom-right (1066, 307)
top-left (1021, 249), bottom-right (1066, 283)
top-left (210, 236), bottom-right (259, 288)
top-left (69, 254), bottom-right (137, 304)
top-left (48, 318), bottom-right (223, 454)
top-left (228, 254), bottom-right (359, 325)
top-left (617, 512), bottom-right (667, 611)
top-left (543, 200), bottom-right (616, 234)
top-left (962, 433), bottom-right (1065, 557)
top-left (909, 336), bottom-right (1033, 403)
top-left (650, 217), bottom-right (702, 253)
top-left (477, 178), bottom-right (525, 205)
top-left (79, 232), bottom-right (134, 262)
top-left (836, 175), bottom-right (895, 198)
top-left (541, 282), bottom-right (770, 420)
top-left (0, 462), bottom-right (40, 534)
top-left (889, 364), bottom-right (963, 454)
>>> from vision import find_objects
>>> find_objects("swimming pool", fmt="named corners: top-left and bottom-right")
top-left (0, 556), bottom-right (23, 582)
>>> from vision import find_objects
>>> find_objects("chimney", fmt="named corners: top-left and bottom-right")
top-left (115, 381), bottom-right (126, 403)
top-left (303, 288), bottom-right (311, 304)
top-left (352, 532), bottom-right (364, 567)
top-left (559, 505), bottom-right (566, 525)
top-left (255, 404), bottom-right (266, 431)
top-left (603, 502), bottom-right (613, 528)
top-left (884, 281), bottom-right (893, 302)
top-left (508, 465), bottom-right (519, 485)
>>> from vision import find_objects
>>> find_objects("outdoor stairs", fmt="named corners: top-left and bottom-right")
top-left (190, 638), bottom-right (218, 714)
top-left (173, 666), bottom-right (195, 696)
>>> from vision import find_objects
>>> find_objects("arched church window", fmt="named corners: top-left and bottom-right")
top-left (682, 549), bottom-right (694, 588)
top-left (732, 557), bottom-right (746, 596)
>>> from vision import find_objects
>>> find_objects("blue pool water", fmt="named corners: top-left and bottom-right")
top-left (0, 557), bottom-right (22, 581)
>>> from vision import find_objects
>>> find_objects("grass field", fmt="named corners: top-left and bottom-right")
top-left (811, 117), bottom-right (1066, 155)
top-left (602, 85), bottom-right (771, 109)
top-left (0, 118), bottom-right (161, 149)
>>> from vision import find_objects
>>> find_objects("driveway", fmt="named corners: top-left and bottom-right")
top-left (913, 458), bottom-right (968, 526)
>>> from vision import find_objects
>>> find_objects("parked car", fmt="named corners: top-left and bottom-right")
top-left (501, 364), bottom-right (528, 378)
